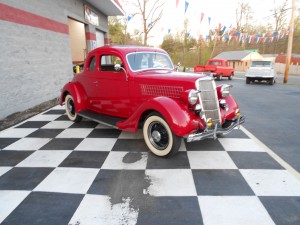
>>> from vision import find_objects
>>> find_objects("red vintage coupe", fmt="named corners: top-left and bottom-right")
top-left (60, 45), bottom-right (245, 157)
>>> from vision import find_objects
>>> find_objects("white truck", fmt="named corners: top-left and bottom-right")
top-left (245, 61), bottom-right (277, 85)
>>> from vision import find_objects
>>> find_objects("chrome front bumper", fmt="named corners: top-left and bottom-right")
top-left (186, 115), bottom-right (245, 142)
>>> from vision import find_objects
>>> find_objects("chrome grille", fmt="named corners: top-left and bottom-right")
top-left (196, 77), bottom-right (221, 125)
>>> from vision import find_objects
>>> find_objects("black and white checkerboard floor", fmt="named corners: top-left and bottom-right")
top-left (1, 105), bottom-right (300, 225)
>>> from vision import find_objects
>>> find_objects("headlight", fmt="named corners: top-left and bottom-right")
top-left (221, 84), bottom-right (232, 98)
top-left (188, 90), bottom-right (198, 105)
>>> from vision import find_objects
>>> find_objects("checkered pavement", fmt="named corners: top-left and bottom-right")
top-left (0, 105), bottom-right (300, 225)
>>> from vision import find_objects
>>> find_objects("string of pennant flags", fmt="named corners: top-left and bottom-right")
top-left (125, 0), bottom-right (291, 45)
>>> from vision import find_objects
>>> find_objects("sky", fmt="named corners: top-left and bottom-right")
top-left (120, 0), bottom-right (299, 46)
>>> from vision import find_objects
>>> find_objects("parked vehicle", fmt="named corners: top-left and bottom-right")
top-left (60, 45), bottom-right (245, 157)
top-left (245, 61), bottom-right (277, 85)
top-left (194, 59), bottom-right (234, 80)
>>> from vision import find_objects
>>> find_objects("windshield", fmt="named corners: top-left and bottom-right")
top-left (250, 61), bottom-right (272, 68)
top-left (126, 52), bottom-right (174, 72)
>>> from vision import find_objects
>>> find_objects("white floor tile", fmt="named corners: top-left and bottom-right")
top-left (56, 128), bottom-right (93, 138)
top-left (34, 167), bottom-right (99, 194)
top-left (75, 138), bottom-right (117, 151)
top-left (0, 128), bottom-right (37, 138)
top-left (198, 196), bottom-right (275, 225)
top-left (0, 167), bottom-right (12, 177)
top-left (145, 169), bottom-right (197, 196)
top-left (27, 114), bottom-right (61, 121)
top-left (219, 138), bottom-right (265, 152)
top-left (4, 138), bottom-right (51, 150)
top-left (49, 105), bottom-right (64, 110)
top-left (240, 169), bottom-right (300, 196)
top-left (0, 190), bottom-right (31, 223)
top-left (118, 130), bottom-right (144, 139)
top-left (16, 150), bottom-right (71, 167)
top-left (42, 121), bottom-right (73, 129)
top-left (179, 139), bottom-right (187, 152)
top-left (68, 194), bottom-right (138, 225)
top-left (187, 151), bottom-right (237, 169)
top-left (101, 151), bottom-right (148, 170)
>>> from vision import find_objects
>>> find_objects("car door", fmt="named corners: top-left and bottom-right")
top-left (93, 53), bottom-right (130, 118)
top-left (78, 54), bottom-right (100, 111)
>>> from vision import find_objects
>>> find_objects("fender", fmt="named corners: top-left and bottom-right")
top-left (117, 96), bottom-right (201, 137)
top-left (59, 82), bottom-right (88, 113)
top-left (220, 94), bottom-right (239, 123)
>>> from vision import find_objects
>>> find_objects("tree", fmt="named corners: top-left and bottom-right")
top-left (271, 0), bottom-right (289, 32)
top-left (127, 0), bottom-right (164, 45)
top-left (235, 1), bottom-right (253, 33)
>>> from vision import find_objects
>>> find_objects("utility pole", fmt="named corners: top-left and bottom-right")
top-left (284, 0), bottom-right (296, 83)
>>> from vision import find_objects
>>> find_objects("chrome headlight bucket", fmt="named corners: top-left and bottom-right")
top-left (188, 89), bottom-right (198, 105)
top-left (220, 84), bottom-right (232, 98)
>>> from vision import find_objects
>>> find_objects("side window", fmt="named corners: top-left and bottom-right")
top-left (88, 56), bottom-right (96, 71)
top-left (100, 54), bottom-right (123, 72)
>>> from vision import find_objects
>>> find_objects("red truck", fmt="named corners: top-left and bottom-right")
top-left (194, 59), bottom-right (234, 80)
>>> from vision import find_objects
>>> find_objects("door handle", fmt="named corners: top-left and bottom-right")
top-left (93, 81), bottom-right (98, 84)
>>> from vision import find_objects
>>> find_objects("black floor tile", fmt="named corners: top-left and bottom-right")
top-left (16, 121), bottom-right (49, 128)
top-left (59, 151), bottom-right (109, 168)
top-left (146, 152), bottom-right (190, 169)
top-left (218, 129), bottom-right (250, 138)
top-left (112, 139), bottom-right (148, 152)
top-left (228, 152), bottom-right (284, 169)
top-left (0, 138), bottom-right (20, 149)
top-left (26, 129), bottom-right (64, 138)
top-left (69, 121), bottom-right (98, 128)
top-left (43, 109), bottom-right (66, 115)
top-left (185, 139), bottom-right (225, 151)
top-left (88, 170), bottom-right (148, 207)
top-left (87, 129), bottom-right (121, 138)
top-left (192, 169), bottom-right (255, 196)
top-left (0, 150), bottom-right (34, 166)
top-left (260, 196), bottom-right (300, 225)
top-left (0, 167), bottom-right (54, 190)
top-left (55, 115), bottom-right (70, 121)
top-left (137, 196), bottom-right (203, 225)
top-left (1, 192), bottom-right (84, 225)
top-left (39, 138), bottom-right (83, 150)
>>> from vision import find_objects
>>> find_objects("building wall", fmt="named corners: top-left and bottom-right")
top-left (0, 0), bottom-right (109, 120)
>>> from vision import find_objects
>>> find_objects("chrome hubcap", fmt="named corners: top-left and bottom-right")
top-left (151, 130), bottom-right (161, 142)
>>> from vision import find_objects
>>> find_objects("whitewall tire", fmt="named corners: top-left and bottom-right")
top-left (143, 113), bottom-right (181, 157)
top-left (65, 94), bottom-right (82, 122)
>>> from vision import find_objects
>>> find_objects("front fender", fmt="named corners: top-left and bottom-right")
top-left (117, 96), bottom-right (201, 137)
top-left (59, 82), bottom-right (88, 113)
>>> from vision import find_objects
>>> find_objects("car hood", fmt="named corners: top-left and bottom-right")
top-left (133, 70), bottom-right (207, 89)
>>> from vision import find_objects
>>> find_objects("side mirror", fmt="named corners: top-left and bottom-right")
top-left (114, 64), bottom-right (128, 81)
top-left (114, 64), bottom-right (121, 71)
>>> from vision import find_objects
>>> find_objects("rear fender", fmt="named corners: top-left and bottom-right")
top-left (117, 96), bottom-right (200, 136)
top-left (59, 82), bottom-right (88, 113)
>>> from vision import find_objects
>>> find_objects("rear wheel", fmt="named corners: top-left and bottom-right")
top-left (218, 74), bottom-right (223, 80)
top-left (228, 73), bottom-right (233, 80)
top-left (65, 94), bottom-right (82, 122)
top-left (246, 77), bottom-right (251, 84)
top-left (143, 113), bottom-right (181, 157)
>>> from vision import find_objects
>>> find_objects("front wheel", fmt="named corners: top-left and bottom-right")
top-left (268, 78), bottom-right (275, 85)
top-left (143, 113), bottom-right (181, 157)
top-left (65, 94), bottom-right (82, 122)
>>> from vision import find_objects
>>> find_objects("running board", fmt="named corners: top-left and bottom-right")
top-left (78, 110), bottom-right (125, 129)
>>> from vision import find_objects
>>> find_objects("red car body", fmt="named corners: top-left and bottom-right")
top-left (60, 45), bottom-right (244, 157)
top-left (194, 59), bottom-right (234, 80)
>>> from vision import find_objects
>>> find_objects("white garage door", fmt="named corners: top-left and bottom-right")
top-left (96, 30), bottom-right (105, 47)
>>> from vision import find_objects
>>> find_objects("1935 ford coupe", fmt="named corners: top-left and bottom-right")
top-left (60, 45), bottom-right (245, 157)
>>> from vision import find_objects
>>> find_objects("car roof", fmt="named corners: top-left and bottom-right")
top-left (89, 45), bottom-right (167, 56)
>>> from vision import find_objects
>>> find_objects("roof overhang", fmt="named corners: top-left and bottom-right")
top-left (85, 0), bottom-right (125, 16)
